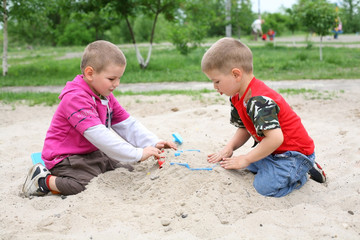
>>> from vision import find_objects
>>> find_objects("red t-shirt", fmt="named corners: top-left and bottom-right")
top-left (231, 77), bottom-right (314, 155)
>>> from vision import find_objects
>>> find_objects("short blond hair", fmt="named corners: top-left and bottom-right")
top-left (80, 40), bottom-right (126, 74)
top-left (201, 37), bottom-right (253, 74)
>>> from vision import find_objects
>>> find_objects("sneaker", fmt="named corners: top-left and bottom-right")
top-left (22, 163), bottom-right (50, 197)
top-left (309, 162), bottom-right (326, 183)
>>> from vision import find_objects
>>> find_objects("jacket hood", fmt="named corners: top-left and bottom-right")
top-left (59, 75), bottom-right (97, 100)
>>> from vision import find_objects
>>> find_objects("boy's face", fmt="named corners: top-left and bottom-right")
top-left (86, 63), bottom-right (125, 97)
top-left (204, 69), bottom-right (241, 97)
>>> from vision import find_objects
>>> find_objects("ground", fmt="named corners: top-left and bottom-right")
top-left (0, 79), bottom-right (359, 239)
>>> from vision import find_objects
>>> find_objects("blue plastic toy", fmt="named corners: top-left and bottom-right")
top-left (174, 149), bottom-right (200, 157)
top-left (172, 133), bottom-right (183, 145)
top-left (31, 152), bottom-right (45, 166)
top-left (170, 162), bottom-right (217, 171)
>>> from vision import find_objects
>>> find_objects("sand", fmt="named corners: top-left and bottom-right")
top-left (0, 81), bottom-right (359, 239)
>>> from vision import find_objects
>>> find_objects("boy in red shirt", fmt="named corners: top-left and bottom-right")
top-left (201, 37), bottom-right (326, 197)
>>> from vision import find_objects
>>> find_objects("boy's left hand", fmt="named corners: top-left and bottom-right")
top-left (220, 155), bottom-right (250, 170)
top-left (155, 141), bottom-right (177, 150)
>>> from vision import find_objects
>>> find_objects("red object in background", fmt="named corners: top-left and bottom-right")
top-left (262, 33), bottom-right (267, 41)
top-left (267, 29), bottom-right (275, 40)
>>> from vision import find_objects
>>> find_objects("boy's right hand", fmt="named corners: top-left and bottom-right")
top-left (140, 146), bottom-right (162, 162)
top-left (207, 148), bottom-right (233, 163)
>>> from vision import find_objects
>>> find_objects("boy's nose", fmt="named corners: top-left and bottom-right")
top-left (113, 79), bottom-right (120, 88)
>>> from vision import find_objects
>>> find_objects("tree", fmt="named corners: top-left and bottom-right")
top-left (7, 0), bottom-right (59, 45)
top-left (225, 0), bottom-right (231, 37)
top-left (262, 12), bottom-right (288, 36)
top-left (2, 0), bottom-right (8, 76)
top-left (170, 0), bottom-right (211, 55)
top-left (74, 0), bottom-right (113, 41)
top-left (107, 0), bottom-right (180, 69)
top-left (284, 8), bottom-right (299, 35)
top-left (296, 0), bottom-right (337, 60)
top-left (232, 0), bottom-right (253, 38)
top-left (339, 0), bottom-right (360, 33)
top-left (1, 0), bottom-right (49, 76)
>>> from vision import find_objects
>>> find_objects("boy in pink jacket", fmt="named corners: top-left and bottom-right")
top-left (22, 40), bottom-right (176, 197)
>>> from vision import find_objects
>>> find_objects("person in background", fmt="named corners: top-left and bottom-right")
top-left (251, 18), bottom-right (264, 41)
top-left (333, 17), bottom-right (343, 39)
top-left (267, 29), bottom-right (275, 41)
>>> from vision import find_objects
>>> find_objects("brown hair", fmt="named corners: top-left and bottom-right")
top-left (201, 37), bottom-right (253, 74)
top-left (80, 40), bottom-right (126, 74)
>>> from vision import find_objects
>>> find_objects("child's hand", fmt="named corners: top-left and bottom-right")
top-left (155, 141), bottom-right (177, 150)
top-left (220, 155), bottom-right (250, 169)
top-left (140, 146), bottom-right (162, 161)
top-left (207, 148), bottom-right (233, 163)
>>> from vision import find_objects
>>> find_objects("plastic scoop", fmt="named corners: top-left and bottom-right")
top-left (174, 149), bottom-right (200, 156)
top-left (172, 133), bottom-right (183, 145)
top-left (31, 152), bottom-right (45, 166)
top-left (170, 162), bottom-right (215, 171)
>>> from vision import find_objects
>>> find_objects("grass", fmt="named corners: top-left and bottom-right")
top-left (0, 39), bottom-right (360, 87)
top-left (0, 89), bottom-right (215, 106)
top-left (275, 41), bottom-right (360, 45)
top-left (0, 36), bottom-right (359, 105)
top-left (278, 88), bottom-right (344, 100)
top-left (253, 45), bottom-right (360, 80)
top-left (0, 87), bottom-right (343, 106)
top-left (113, 89), bottom-right (213, 96)
top-left (0, 91), bottom-right (60, 106)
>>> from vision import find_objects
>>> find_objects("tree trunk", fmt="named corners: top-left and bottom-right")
top-left (125, 16), bottom-right (146, 68)
top-left (142, 11), bottom-right (160, 68)
top-left (124, 11), bottom-right (160, 70)
top-left (319, 36), bottom-right (323, 61)
top-left (225, 0), bottom-right (231, 37)
top-left (2, 0), bottom-right (8, 76)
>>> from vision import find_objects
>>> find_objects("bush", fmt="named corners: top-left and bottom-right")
top-left (170, 23), bottom-right (206, 55)
top-left (57, 22), bottom-right (95, 46)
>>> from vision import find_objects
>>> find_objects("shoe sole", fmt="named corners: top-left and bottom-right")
top-left (309, 162), bottom-right (326, 183)
top-left (22, 164), bottom-right (48, 197)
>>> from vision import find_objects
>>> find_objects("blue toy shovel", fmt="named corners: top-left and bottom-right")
top-left (170, 162), bottom-right (217, 171)
top-left (174, 149), bottom-right (200, 156)
top-left (172, 133), bottom-right (183, 145)
top-left (31, 152), bottom-right (45, 166)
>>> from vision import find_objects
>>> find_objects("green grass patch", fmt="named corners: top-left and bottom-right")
top-left (278, 88), bottom-right (344, 100)
top-left (0, 89), bottom-right (215, 106)
top-left (1, 40), bottom-right (359, 87)
top-left (275, 41), bottom-right (360, 45)
top-left (114, 88), bottom-right (213, 96)
top-left (253, 46), bottom-right (360, 80)
top-left (0, 87), bottom-right (344, 106)
top-left (0, 91), bottom-right (60, 106)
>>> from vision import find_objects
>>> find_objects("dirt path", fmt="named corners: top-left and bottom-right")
top-left (1, 79), bottom-right (360, 94)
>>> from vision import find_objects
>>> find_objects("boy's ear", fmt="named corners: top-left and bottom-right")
top-left (83, 66), bottom-right (94, 81)
top-left (231, 68), bottom-right (243, 82)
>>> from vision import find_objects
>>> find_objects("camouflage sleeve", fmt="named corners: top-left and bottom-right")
top-left (230, 101), bottom-right (245, 128)
top-left (246, 96), bottom-right (280, 137)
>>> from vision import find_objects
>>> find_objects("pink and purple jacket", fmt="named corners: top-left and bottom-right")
top-left (42, 75), bottom-right (131, 169)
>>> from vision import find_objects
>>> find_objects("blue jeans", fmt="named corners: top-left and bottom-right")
top-left (247, 151), bottom-right (315, 198)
